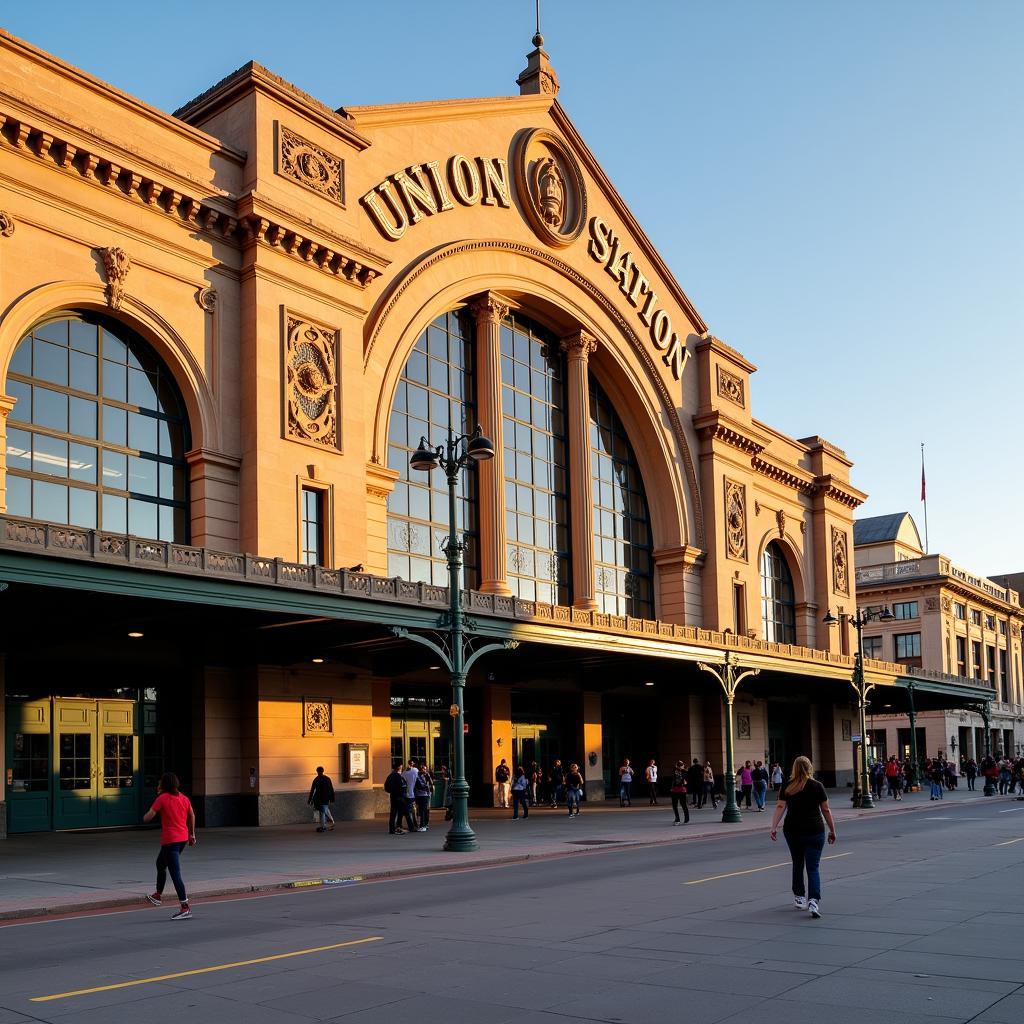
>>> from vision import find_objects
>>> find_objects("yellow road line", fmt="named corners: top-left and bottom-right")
top-left (31, 936), bottom-right (383, 1002)
top-left (684, 852), bottom-right (852, 885)
top-left (995, 837), bottom-right (1024, 847)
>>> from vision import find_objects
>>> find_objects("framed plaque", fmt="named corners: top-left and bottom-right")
top-left (343, 742), bottom-right (369, 782)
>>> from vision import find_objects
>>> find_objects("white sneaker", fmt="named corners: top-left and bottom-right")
top-left (794, 896), bottom-right (807, 910)
top-left (808, 899), bottom-right (821, 918)
top-left (416, 827), bottom-right (427, 832)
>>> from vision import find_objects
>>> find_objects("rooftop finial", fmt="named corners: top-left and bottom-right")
top-left (518, 0), bottom-right (559, 96)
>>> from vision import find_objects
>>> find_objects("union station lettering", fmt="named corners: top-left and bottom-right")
top-left (361, 155), bottom-right (511, 240)
top-left (587, 216), bottom-right (690, 381)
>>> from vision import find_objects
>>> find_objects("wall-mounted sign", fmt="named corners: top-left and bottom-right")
top-left (343, 743), bottom-right (369, 782)
top-left (361, 155), bottom-right (511, 241)
top-left (587, 217), bottom-right (690, 381)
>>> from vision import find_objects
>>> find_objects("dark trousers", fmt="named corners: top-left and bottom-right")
top-left (703, 781), bottom-right (717, 808)
top-left (671, 793), bottom-right (689, 823)
top-left (388, 799), bottom-right (406, 833)
top-left (156, 840), bottom-right (188, 903)
top-left (512, 790), bottom-right (529, 818)
top-left (967, 775), bottom-right (976, 790)
top-left (648, 782), bottom-right (658, 805)
top-left (785, 830), bottom-right (826, 900)
top-left (415, 795), bottom-right (430, 828)
top-left (740, 784), bottom-right (752, 807)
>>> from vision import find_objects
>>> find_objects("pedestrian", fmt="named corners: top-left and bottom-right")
top-left (687, 758), bottom-right (703, 807)
top-left (752, 760), bottom-right (769, 811)
top-left (550, 759), bottom-right (565, 808)
top-left (511, 765), bottom-right (530, 818)
top-left (646, 759), bottom-right (659, 805)
top-left (965, 757), bottom-right (977, 791)
top-left (872, 760), bottom-right (886, 801)
top-left (703, 760), bottom-right (718, 809)
top-left (566, 763), bottom-right (584, 816)
top-left (670, 760), bottom-right (690, 824)
top-left (769, 756), bottom-right (837, 919)
top-left (307, 765), bottom-right (335, 832)
top-left (528, 761), bottom-right (540, 806)
top-left (495, 758), bottom-right (511, 809)
top-left (143, 771), bottom-right (196, 920)
top-left (414, 761), bottom-right (433, 831)
top-left (402, 759), bottom-right (420, 830)
top-left (385, 760), bottom-right (409, 834)
top-left (738, 761), bottom-right (753, 808)
top-left (929, 761), bottom-right (944, 800)
top-left (770, 763), bottom-right (783, 792)
top-left (619, 758), bottom-right (634, 806)
top-left (885, 755), bottom-right (901, 801)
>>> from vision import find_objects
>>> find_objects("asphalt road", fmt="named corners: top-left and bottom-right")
top-left (2, 798), bottom-right (1024, 1024)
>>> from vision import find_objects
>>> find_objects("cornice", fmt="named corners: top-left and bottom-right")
top-left (694, 411), bottom-right (769, 457)
top-left (814, 473), bottom-right (867, 509)
top-left (695, 333), bottom-right (757, 374)
top-left (346, 93), bottom-right (553, 128)
top-left (857, 573), bottom-right (1024, 619)
top-left (752, 457), bottom-right (817, 495)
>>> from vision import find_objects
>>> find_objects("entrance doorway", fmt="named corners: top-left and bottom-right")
top-left (6, 698), bottom-right (139, 833)
top-left (511, 721), bottom-right (557, 772)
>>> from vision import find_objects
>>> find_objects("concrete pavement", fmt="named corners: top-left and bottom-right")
top-left (0, 785), bottom-right (1003, 920)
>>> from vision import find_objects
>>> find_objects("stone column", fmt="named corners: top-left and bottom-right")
top-left (469, 293), bottom-right (512, 595)
top-left (0, 395), bottom-right (16, 515)
top-left (561, 330), bottom-right (598, 610)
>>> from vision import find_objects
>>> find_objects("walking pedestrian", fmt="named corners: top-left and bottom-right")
top-left (528, 761), bottom-right (540, 806)
top-left (646, 759), bottom-right (659, 805)
top-left (965, 757), bottom-right (977, 791)
top-left (670, 760), bottom-right (690, 824)
top-left (929, 761), bottom-right (944, 800)
top-left (495, 758), bottom-right (511, 808)
top-left (618, 758), bottom-right (634, 806)
top-left (738, 761), bottom-right (754, 808)
top-left (566, 763), bottom-right (584, 816)
top-left (752, 760), bottom-right (769, 811)
top-left (414, 761), bottom-right (433, 831)
top-left (703, 760), bottom-right (718, 809)
top-left (550, 759), bottom-right (565, 808)
top-left (511, 765), bottom-right (530, 818)
top-left (885, 755), bottom-right (902, 801)
top-left (307, 765), bottom-right (335, 832)
top-left (402, 759), bottom-right (420, 830)
top-left (385, 760), bottom-right (409, 834)
top-left (769, 756), bottom-right (837, 919)
top-left (770, 763), bottom-right (783, 792)
top-left (687, 758), bottom-right (703, 807)
top-left (143, 772), bottom-right (196, 920)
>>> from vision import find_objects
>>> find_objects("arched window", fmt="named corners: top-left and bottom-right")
top-left (386, 311), bottom-right (478, 587)
top-left (500, 312), bottom-right (570, 605)
top-left (5, 313), bottom-right (189, 541)
top-left (589, 377), bottom-right (653, 617)
top-left (761, 541), bottom-right (796, 643)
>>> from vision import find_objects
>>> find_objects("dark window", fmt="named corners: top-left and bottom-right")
top-left (760, 541), bottom-right (796, 643)
top-left (386, 312), bottom-right (479, 588)
top-left (102, 734), bottom-right (133, 789)
top-left (1000, 649), bottom-right (1008, 702)
top-left (11, 733), bottom-right (49, 792)
top-left (589, 376), bottom-right (652, 618)
top-left (970, 609), bottom-right (982, 626)
top-left (894, 632), bottom-right (921, 661)
top-left (972, 640), bottom-right (982, 679)
top-left (956, 636), bottom-right (967, 675)
top-left (954, 602), bottom-right (966, 620)
top-left (301, 487), bottom-right (325, 566)
top-left (892, 601), bottom-right (918, 620)
top-left (987, 645), bottom-right (997, 688)
top-left (5, 314), bottom-right (189, 541)
top-left (863, 635), bottom-right (883, 659)
top-left (985, 614), bottom-right (996, 631)
top-left (500, 313), bottom-right (569, 605)
top-left (732, 583), bottom-right (746, 636)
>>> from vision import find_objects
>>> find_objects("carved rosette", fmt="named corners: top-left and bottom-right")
top-left (99, 246), bottom-right (131, 310)
top-left (724, 479), bottom-right (747, 561)
top-left (278, 125), bottom-right (344, 205)
top-left (196, 286), bottom-right (217, 312)
top-left (303, 699), bottom-right (332, 735)
top-left (0, 210), bottom-right (14, 237)
top-left (832, 526), bottom-right (850, 596)
top-left (284, 314), bottom-right (338, 449)
top-left (716, 365), bottom-right (745, 407)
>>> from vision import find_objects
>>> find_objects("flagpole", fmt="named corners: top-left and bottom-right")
top-left (921, 442), bottom-right (929, 553)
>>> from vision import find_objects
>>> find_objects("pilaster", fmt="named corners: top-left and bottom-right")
top-left (185, 448), bottom-right (242, 550)
top-left (365, 461), bottom-right (399, 576)
top-left (0, 395), bottom-right (16, 515)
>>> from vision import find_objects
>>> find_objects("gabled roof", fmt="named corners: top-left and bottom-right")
top-left (854, 512), bottom-right (922, 549)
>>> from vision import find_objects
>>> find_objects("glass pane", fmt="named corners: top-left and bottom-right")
top-left (70, 397), bottom-right (98, 438)
top-left (128, 368), bottom-right (158, 409)
top-left (69, 319), bottom-right (98, 354)
top-left (69, 443), bottom-right (97, 484)
top-left (103, 450), bottom-right (127, 490)
top-left (102, 360), bottom-right (127, 401)
top-left (102, 493), bottom-right (127, 533)
top-left (128, 455), bottom-right (158, 496)
top-left (69, 487), bottom-right (97, 529)
top-left (6, 473), bottom-right (30, 515)
top-left (102, 329), bottom-right (127, 363)
top-left (128, 499), bottom-right (158, 538)
top-left (70, 351), bottom-right (98, 393)
top-left (33, 479), bottom-right (68, 524)
top-left (33, 433), bottom-right (68, 478)
top-left (34, 320), bottom-right (68, 346)
top-left (9, 339), bottom-right (32, 376)
top-left (6, 427), bottom-right (32, 472)
top-left (32, 386), bottom-right (68, 432)
top-left (103, 406), bottom-right (127, 446)
top-left (33, 339), bottom-right (68, 386)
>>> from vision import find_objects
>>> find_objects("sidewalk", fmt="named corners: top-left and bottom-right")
top-left (0, 786), bottom-right (993, 920)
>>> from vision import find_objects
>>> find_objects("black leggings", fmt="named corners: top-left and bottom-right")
top-left (156, 841), bottom-right (188, 903)
top-left (672, 794), bottom-right (689, 823)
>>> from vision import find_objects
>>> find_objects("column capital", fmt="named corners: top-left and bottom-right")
top-left (560, 329), bottom-right (598, 361)
top-left (0, 394), bottom-right (16, 419)
top-left (468, 292), bottom-right (511, 325)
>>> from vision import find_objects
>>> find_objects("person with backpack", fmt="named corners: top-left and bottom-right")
top-left (511, 765), bottom-right (530, 819)
top-left (307, 765), bottom-right (335, 832)
top-left (670, 760), bottom-right (689, 824)
top-left (143, 772), bottom-right (196, 921)
top-left (495, 758), bottom-right (511, 809)
top-left (384, 761), bottom-right (410, 834)
top-left (566, 763), bottom-right (584, 816)
top-left (413, 761), bottom-right (434, 831)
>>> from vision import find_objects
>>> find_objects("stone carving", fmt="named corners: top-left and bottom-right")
top-left (941, 596), bottom-right (952, 612)
top-left (0, 210), bottom-right (14, 237)
top-left (513, 128), bottom-right (587, 248)
top-left (278, 125), bottom-right (344, 205)
top-left (926, 596), bottom-right (939, 611)
top-left (99, 246), bottom-right (131, 310)
top-left (724, 479), bottom-right (747, 561)
top-left (303, 699), bottom-right (332, 735)
top-left (737, 714), bottom-right (751, 740)
top-left (717, 365), bottom-right (744, 407)
top-left (196, 286), bottom-right (217, 312)
top-left (832, 526), bottom-right (849, 596)
top-left (469, 293), bottom-right (509, 325)
top-left (776, 508), bottom-right (786, 539)
top-left (285, 314), bottom-right (338, 448)
top-left (560, 330), bottom-right (598, 361)
top-left (536, 158), bottom-right (564, 228)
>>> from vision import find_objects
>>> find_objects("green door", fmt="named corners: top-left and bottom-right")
top-left (98, 701), bottom-right (138, 827)
top-left (54, 700), bottom-right (97, 830)
top-left (6, 700), bottom-right (52, 834)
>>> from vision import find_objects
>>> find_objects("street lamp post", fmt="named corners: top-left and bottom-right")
top-left (981, 702), bottom-right (997, 797)
top-left (823, 605), bottom-right (895, 809)
top-left (907, 682), bottom-right (919, 790)
top-left (394, 426), bottom-right (518, 852)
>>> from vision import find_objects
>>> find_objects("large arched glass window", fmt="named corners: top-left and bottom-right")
top-left (386, 311), bottom-right (478, 587)
top-left (5, 313), bottom-right (189, 541)
top-left (500, 312), bottom-right (570, 605)
top-left (589, 378), bottom-right (653, 617)
top-left (761, 541), bottom-right (796, 643)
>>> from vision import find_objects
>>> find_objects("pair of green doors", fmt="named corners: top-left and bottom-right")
top-left (6, 699), bottom-right (138, 834)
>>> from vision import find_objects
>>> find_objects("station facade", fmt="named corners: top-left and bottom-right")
top-left (0, 30), bottom-right (989, 835)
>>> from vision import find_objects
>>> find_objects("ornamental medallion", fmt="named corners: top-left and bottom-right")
top-left (278, 124), bottom-right (344, 205)
top-left (284, 313), bottom-right (339, 449)
top-left (724, 479), bottom-right (747, 561)
top-left (512, 128), bottom-right (586, 248)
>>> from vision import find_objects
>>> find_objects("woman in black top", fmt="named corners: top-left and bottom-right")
top-left (769, 756), bottom-right (837, 918)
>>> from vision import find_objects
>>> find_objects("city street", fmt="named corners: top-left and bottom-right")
top-left (1, 796), bottom-right (1023, 1023)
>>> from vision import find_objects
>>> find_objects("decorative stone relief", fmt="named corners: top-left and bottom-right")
top-left (278, 124), bottom-right (344, 205)
top-left (469, 293), bottom-right (509, 325)
top-left (98, 246), bottom-right (130, 310)
top-left (941, 596), bottom-right (952, 612)
top-left (926, 596), bottom-right (939, 611)
top-left (737, 714), bottom-right (752, 740)
top-left (284, 313), bottom-right (338, 449)
top-left (196, 286), bottom-right (217, 312)
top-left (303, 699), bottom-right (332, 735)
top-left (560, 329), bottom-right (598, 361)
top-left (776, 508), bottom-right (787, 539)
top-left (831, 526), bottom-right (849, 596)
top-left (724, 479), bottom-right (747, 561)
top-left (716, 365), bottom-right (745, 407)
top-left (0, 210), bottom-right (14, 237)
top-left (513, 128), bottom-right (587, 248)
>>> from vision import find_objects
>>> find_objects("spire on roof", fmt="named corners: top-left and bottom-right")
top-left (517, 1), bottom-right (559, 96)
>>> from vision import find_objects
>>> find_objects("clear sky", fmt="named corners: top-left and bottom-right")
top-left (4, 2), bottom-right (1021, 577)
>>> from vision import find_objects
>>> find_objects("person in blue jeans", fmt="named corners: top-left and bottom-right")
top-left (618, 759), bottom-right (634, 806)
top-left (769, 756), bottom-right (837, 919)
top-left (752, 761), bottom-right (769, 811)
top-left (565, 764), bottom-right (584, 817)
top-left (510, 766), bottom-right (530, 819)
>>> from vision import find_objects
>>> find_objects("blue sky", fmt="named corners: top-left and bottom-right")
top-left (4, 2), bottom-right (1021, 576)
